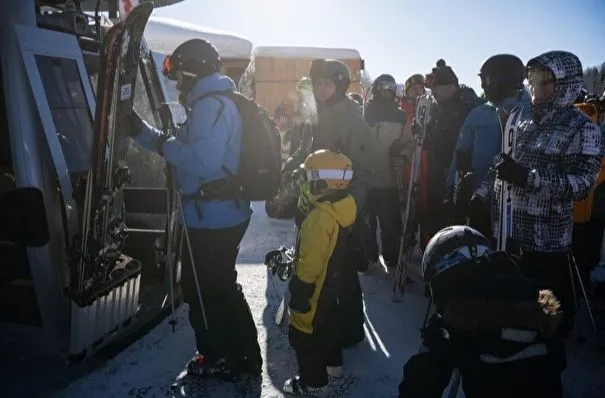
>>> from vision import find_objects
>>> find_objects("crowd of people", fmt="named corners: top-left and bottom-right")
top-left (124, 35), bottom-right (605, 397)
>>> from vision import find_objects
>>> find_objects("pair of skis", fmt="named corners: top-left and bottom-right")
top-left (392, 94), bottom-right (432, 301)
top-left (496, 106), bottom-right (524, 252)
top-left (75, 3), bottom-right (153, 295)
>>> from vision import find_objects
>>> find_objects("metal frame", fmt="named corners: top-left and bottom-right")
top-left (15, 24), bottom-right (97, 240)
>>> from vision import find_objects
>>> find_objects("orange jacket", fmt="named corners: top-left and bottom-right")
top-left (573, 102), bottom-right (605, 223)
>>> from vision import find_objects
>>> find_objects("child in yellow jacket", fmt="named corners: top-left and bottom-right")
top-left (283, 149), bottom-right (357, 396)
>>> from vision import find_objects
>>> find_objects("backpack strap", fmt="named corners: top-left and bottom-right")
top-left (189, 91), bottom-right (232, 128)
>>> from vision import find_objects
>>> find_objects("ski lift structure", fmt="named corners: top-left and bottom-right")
top-left (1, 0), bottom-right (187, 386)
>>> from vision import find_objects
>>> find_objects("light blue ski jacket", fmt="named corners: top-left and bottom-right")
top-left (446, 91), bottom-right (532, 190)
top-left (134, 73), bottom-right (252, 229)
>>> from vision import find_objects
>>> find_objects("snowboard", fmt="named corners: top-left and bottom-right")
top-left (392, 94), bottom-right (432, 302)
top-left (495, 106), bottom-right (523, 252)
top-left (76, 2), bottom-right (153, 295)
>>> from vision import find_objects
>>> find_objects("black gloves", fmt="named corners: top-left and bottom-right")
top-left (495, 153), bottom-right (529, 188)
top-left (288, 275), bottom-right (315, 314)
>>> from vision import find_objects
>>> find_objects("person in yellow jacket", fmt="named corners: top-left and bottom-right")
top-left (283, 149), bottom-right (357, 396)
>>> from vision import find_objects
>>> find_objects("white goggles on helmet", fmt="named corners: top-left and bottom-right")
top-left (306, 168), bottom-right (354, 182)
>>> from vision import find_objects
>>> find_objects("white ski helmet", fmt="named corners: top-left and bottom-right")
top-left (421, 225), bottom-right (491, 283)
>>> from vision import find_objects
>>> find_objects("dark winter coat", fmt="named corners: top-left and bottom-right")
top-left (419, 86), bottom-right (485, 234)
top-left (398, 278), bottom-right (565, 398)
top-left (363, 99), bottom-right (412, 188)
top-left (475, 51), bottom-right (605, 252)
top-left (284, 97), bottom-right (375, 211)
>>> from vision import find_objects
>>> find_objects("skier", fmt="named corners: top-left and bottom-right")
top-left (283, 149), bottom-right (357, 396)
top-left (362, 73), bottom-right (413, 270)
top-left (445, 54), bottom-right (530, 231)
top-left (418, 59), bottom-right (484, 247)
top-left (399, 73), bottom-right (426, 121)
top-left (283, 58), bottom-right (375, 348)
top-left (398, 226), bottom-right (566, 398)
top-left (125, 39), bottom-right (262, 380)
top-left (469, 50), bottom-right (605, 338)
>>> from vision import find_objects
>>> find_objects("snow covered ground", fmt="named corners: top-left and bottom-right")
top-left (55, 202), bottom-right (605, 398)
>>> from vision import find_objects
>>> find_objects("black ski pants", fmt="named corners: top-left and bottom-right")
top-left (289, 303), bottom-right (342, 388)
top-left (181, 220), bottom-right (262, 372)
top-left (572, 220), bottom-right (605, 288)
top-left (518, 251), bottom-right (575, 339)
top-left (339, 224), bottom-right (365, 348)
top-left (363, 188), bottom-right (402, 267)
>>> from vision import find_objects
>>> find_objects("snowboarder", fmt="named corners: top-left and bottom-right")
top-left (398, 226), bottom-right (566, 398)
top-left (399, 73), bottom-right (426, 121)
top-left (418, 59), bottom-right (484, 247)
top-left (362, 73), bottom-right (413, 270)
top-left (125, 38), bottom-right (262, 380)
top-left (445, 54), bottom-right (530, 231)
top-left (283, 58), bottom-right (375, 348)
top-left (469, 50), bottom-right (605, 338)
top-left (283, 149), bottom-right (357, 396)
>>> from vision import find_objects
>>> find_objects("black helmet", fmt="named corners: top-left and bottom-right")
top-left (162, 38), bottom-right (221, 81)
top-left (421, 225), bottom-right (491, 283)
top-left (479, 54), bottom-right (524, 93)
top-left (371, 74), bottom-right (397, 101)
top-left (309, 59), bottom-right (351, 94)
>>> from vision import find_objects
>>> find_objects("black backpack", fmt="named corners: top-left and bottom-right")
top-left (191, 91), bottom-right (282, 201)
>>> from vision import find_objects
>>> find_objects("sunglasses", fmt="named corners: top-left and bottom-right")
top-left (526, 68), bottom-right (555, 87)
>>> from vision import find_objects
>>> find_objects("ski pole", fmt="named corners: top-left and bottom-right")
top-left (568, 252), bottom-right (598, 335)
top-left (176, 189), bottom-right (209, 331)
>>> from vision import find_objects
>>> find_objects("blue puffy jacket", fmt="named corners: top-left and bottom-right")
top-left (134, 73), bottom-right (252, 229)
top-left (446, 91), bottom-right (532, 190)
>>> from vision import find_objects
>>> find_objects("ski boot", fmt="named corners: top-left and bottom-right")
top-left (186, 354), bottom-right (239, 382)
top-left (283, 375), bottom-right (327, 397)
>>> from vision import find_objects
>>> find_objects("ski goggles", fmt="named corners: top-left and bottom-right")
top-left (162, 54), bottom-right (179, 81)
top-left (526, 67), bottom-right (555, 87)
top-left (305, 168), bottom-right (354, 183)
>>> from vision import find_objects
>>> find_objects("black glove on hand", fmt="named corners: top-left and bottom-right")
top-left (495, 153), bottom-right (529, 187)
top-left (288, 275), bottom-right (314, 314)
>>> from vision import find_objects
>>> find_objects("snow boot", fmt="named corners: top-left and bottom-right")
top-left (186, 355), bottom-right (239, 382)
top-left (283, 375), bottom-right (327, 397)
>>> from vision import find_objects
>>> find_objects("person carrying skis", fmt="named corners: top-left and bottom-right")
top-left (445, 54), bottom-right (530, 232)
top-left (399, 73), bottom-right (426, 121)
top-left (362, 73), bottom-right (413, 270)
top-left (418, 59), bottom-right (484, 248)
top-left (283, 58), bottom-right (375, 348)
top-left (398, 226), bottom-right (566, 398)
top-left (125, 38), bottom-right (261, 380)
top-left (283, 149), bottom-right (357, 396)
top-left (469, 50), bottom-right (605, 338)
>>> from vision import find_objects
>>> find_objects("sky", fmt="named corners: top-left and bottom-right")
top-left (153, 0), bottom-right (605, 93)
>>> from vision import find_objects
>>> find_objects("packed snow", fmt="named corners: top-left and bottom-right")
top-left (144, 17), bottom-right (253, 59)
top-left (54, 202), bottom-right (605, 397)
top-left (253, 46), bottom-right (360, 60)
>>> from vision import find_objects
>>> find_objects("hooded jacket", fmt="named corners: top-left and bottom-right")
top-left (475, 51), bottom-right (605, 252)
top-left (284, 97), bottom-right (375, 211)
top-left (364, 98), bottom-right (413, 188)
top-left (135, 73), bottom-right (251, 229)
top-left (446, 91), bottom-right (532, 190)
top-left (289, 192), bottom-right (357, 334)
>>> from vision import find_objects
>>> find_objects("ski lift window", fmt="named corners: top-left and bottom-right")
top-left (35, 56), bottom-right (93, 174)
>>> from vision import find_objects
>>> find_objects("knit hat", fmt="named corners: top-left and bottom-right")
top-left (425, 59), bottom-right (458, 87)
